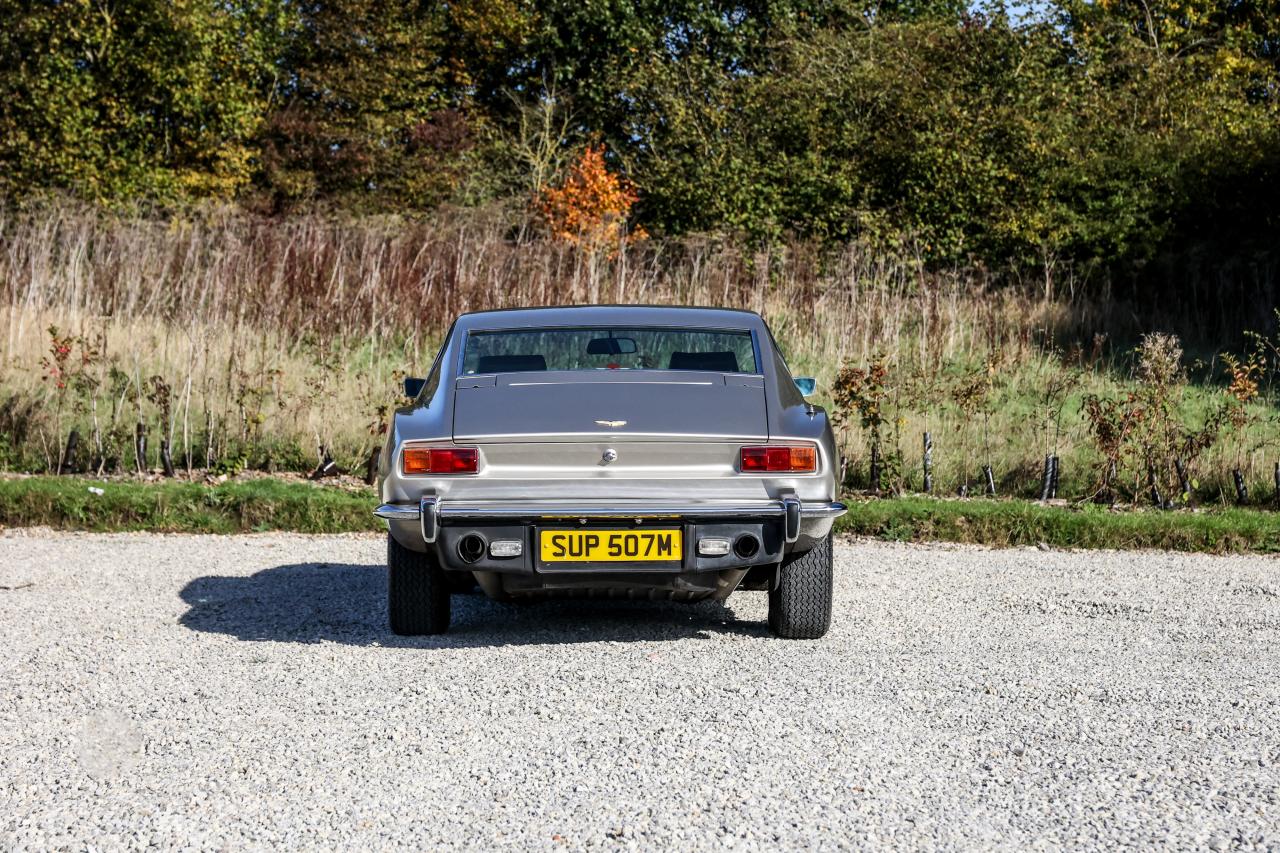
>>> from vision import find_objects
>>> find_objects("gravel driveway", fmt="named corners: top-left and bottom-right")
top-left (1, 531), bottom-right (1278, 850)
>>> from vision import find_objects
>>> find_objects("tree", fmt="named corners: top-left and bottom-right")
top-left (257, 0), bottom-right (473, 210)
top-left (623, 7), bottom-right (1278, 268)
top-left (538, 144), bottom-right (640, 248)
top-left (0, 0), bottom-right (285, 200)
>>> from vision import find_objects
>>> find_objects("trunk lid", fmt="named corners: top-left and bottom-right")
top-left (453, 370), bottom-right (768, 441)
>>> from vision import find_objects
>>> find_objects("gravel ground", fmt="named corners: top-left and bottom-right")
top-left (1, 531), bottom-right (1279, 850)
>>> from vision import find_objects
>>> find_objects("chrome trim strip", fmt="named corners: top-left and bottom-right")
top-left (440, 502), bottom-right (786, 519)
top-left (802, 501), bottom-right (847, 519)
top-left (374, 500), bottom-right (847, 521)
top-left (374, 504), bottom-right (420, 520)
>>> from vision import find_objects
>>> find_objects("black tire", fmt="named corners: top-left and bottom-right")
top-left (387, 534), bottom-right (450, 635)
top-left (768, 532), bottom-right (833, 639)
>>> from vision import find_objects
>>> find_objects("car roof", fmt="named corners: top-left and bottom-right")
top-left (454, 305), bottom-right (765, 332)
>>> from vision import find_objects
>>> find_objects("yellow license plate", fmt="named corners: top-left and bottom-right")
top-left (539, 529), bottom-right (682, 563)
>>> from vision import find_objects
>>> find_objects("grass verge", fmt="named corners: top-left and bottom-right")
top-left (3, 477), bottom-right (1279, 553)
top-left (836, 496), bottom-right (1280, 553)
top-left (0, 476), bottom-right (378, 534)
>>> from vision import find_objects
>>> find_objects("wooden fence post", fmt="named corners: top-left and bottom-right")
top-left (204, 411), bottom-right (214, 471)
top-left (1232, 469), bottom-right (1248, 505)
top-left (134, 423), bottom-right (147, 475)
top-left (1147, 464), bottom-right (1163, 508)
top-left (922, 432), bottom-right (933, 494)
top-left (160, 437), bottom-right (176, 478)
top-left (869, 444), bottom-right (881, 495)
top-left (58, 429), bottom-right (79, 475)
top-left (310, 446), bottom-right (338, 480)
top-left (1174, 458), bottom-right (1191, 504)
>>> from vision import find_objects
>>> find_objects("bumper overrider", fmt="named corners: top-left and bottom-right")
top-left (374, 497), bottom-right (847, 574)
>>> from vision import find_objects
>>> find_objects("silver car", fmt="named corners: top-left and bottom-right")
top-left (375, 306), bottom-right (846, 638)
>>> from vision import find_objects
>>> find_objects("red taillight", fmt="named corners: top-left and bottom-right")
top-left (402, 446), bottom-right (479, 475)
top-left (740, 445), bottom-right (817, 473)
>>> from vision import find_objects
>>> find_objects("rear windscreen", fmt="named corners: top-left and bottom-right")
top-left (462, 327), bottom-right (758, 374)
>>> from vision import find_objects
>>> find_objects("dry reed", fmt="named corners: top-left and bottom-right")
top-left (1, 203), bottom-right (1274, 502)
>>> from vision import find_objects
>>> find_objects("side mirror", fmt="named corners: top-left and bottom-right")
top-left (404, 376), bottom-right (427, 398)
top-left (794, 377), bottom-right (816, 397)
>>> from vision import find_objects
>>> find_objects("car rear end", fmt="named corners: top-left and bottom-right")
top-left (376, 309), bottom-right (845, 635)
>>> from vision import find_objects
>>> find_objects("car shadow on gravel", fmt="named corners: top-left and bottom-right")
top-left (178, 562), bottom-right (768, 647)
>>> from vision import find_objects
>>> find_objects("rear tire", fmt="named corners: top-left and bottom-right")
top-left (387, 534), bottom-right (450, 635)
top-left (768, 532), bottom-right (833, 639)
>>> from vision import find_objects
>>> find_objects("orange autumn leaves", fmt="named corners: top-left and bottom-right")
top-left (538, 145), bottom-right (646, 250)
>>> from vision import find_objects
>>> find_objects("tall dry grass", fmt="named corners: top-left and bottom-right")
top-left (1, 202), bottom-right (1274, 502)
top-left (1, 203), bottom-right (1085, 360)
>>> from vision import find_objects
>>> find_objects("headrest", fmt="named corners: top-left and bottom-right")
top-left (668, 351), bottom-right (740, 372)
top-left (476, 354), bottom-right (547, 373)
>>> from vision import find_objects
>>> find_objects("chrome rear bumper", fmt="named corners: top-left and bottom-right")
top-left (374, 498), bottom-right (847, 544)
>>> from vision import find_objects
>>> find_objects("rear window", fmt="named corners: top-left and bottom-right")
top-left (462, 327), bottom-right (758, 375)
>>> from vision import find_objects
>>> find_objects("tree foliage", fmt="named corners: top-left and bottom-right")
top-left (258, 0), bottom-right (479, 211)
top-left (0, 0), bottom-right (286, 200)
top-left (538, 145), bottom-right (642, 248)
top-left (0, 0), bottom-right (1276, 274)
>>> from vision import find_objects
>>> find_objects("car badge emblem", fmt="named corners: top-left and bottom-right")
top-left (595, 419), bottom-right (627, 428)
top-left (602, 448), bottom-right (618, 464)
